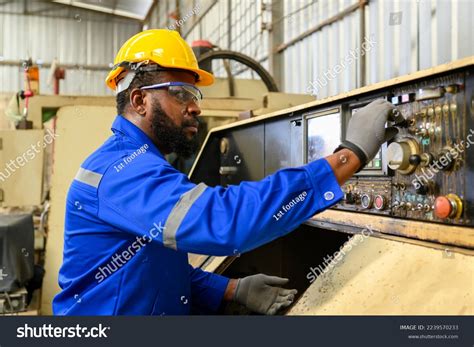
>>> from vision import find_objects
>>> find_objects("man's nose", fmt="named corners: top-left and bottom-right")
top-left (186, 101), bottom-right (201, 118)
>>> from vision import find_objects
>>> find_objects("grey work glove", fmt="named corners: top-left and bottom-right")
top-left (233, 274), bottom-right (297, 315)
top-left (338, 99), bottom-right (398, 167)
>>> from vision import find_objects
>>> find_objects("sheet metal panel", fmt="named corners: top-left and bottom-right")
top-left (0, 1), bottom-right (139, 95)
top-left (180, 0), bottom-right (472, 98)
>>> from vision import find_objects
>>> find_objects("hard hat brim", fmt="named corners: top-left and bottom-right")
top-left (181, 66), bottom-right (214, 87)
top-left (106, 64), bottom-right (214, 91)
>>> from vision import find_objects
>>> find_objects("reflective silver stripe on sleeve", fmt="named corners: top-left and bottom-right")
top-left (74, 168), bottom-right (103, 188)
top-left (164, 183), bottom-right (208, 250)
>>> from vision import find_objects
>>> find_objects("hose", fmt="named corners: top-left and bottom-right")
top-left (197, 50), bottom-right (279, 93)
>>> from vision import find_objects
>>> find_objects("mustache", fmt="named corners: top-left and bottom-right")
top-left (182, 118), bottom-right (199, 128)
top-left (152, 113), bottom-right (198, 129)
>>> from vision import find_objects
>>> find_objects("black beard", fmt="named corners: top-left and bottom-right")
top-left (150, 101), bottom-right (200, 158)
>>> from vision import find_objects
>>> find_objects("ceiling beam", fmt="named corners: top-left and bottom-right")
top-left (51, 0), bottom-right (144, 21)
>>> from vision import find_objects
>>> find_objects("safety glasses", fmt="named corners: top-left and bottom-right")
top-left (140, 82), bottom-right (203, 106)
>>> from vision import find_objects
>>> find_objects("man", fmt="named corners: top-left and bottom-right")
top-left (53, 30), bottom-right (397, 315)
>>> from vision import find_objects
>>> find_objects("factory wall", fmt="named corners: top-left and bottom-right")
top-left (2, 1), bottom-right (471, 98)
top-left (146, 0), bottom-right (474, 99)
top-left (0, 1), bottom-right (140, 96)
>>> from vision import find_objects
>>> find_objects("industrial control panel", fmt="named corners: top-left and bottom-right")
top-left (335, 71), bottom-right (473, 227)
top-left (191, 58), bottom-right (474, 247)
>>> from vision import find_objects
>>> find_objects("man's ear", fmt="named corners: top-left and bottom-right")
top-left (130, 89), bottom-right (147, 116)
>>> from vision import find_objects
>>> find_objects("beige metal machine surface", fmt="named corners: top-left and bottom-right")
top-left (26, 95), bottom-right (116, 129)
top-left (41, 105), bottom-right (117, 314)
top-left (0, 130), bottom-right (44, 207)
top-left (0, 95), bottom-right (116, 205)
top-left (0, 93), bottom-right (15, 130)
top-left (200, 77), bottom-right (269, 99)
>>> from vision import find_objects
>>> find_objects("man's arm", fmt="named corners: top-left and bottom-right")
top-left (223, 279), bottom-right (238, 301)
top-left (325, 149), bottom-right (361, 185)
top-left (98, 156), bottom-right (343, 256)
top-left (188, 265), bottom-right (229, 314)
top-left (97, 100), bottom-right (396, 257)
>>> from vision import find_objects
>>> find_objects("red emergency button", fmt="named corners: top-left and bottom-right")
top-left (434, 194), bottom-right (462, 219)
top-left (374, 195), bottom-right (387, 210)
top-left (434, 196), bottom-right (452, 219)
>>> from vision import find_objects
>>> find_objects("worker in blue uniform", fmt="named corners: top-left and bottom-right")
top-left (53, 30), bottom-right (397, 315)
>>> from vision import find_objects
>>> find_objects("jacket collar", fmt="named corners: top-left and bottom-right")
top-left (111, 115), bottom-right (164, 158)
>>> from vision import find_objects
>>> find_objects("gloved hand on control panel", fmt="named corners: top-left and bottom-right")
top-left (335, 99), bottom-right (399, 170)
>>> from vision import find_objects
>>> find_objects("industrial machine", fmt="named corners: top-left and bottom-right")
top-left (0, 214), bottom-right (34, 314)
top-left (189, 57), bottom-right (474, 315)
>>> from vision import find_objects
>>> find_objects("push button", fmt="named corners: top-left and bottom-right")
top-left (434, 194), bottom-right (462, 219)
top-left (434, 196), bottom-right (453, 219)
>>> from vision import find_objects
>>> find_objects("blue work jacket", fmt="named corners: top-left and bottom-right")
top-left (53, 115), bottom-right (343, 315)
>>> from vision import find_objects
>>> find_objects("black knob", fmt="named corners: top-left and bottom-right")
top-left (344, 192), bottom-right (355, 204)
top-left (416, 184), bottom-right (429, 195)
top-left (409, 155), bottom-right (421, 165)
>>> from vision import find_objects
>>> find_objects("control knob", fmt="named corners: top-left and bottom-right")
top-left (387, 138), bottom-right (420, 174)
top-left (344, 192), bottom-right (357, 204)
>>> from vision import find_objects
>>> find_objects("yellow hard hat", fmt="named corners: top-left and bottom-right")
top-left (106, 29), bottom-right (214, 91)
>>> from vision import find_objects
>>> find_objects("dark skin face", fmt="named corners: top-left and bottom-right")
top-left (124, 70), bottom-right (201, 155)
